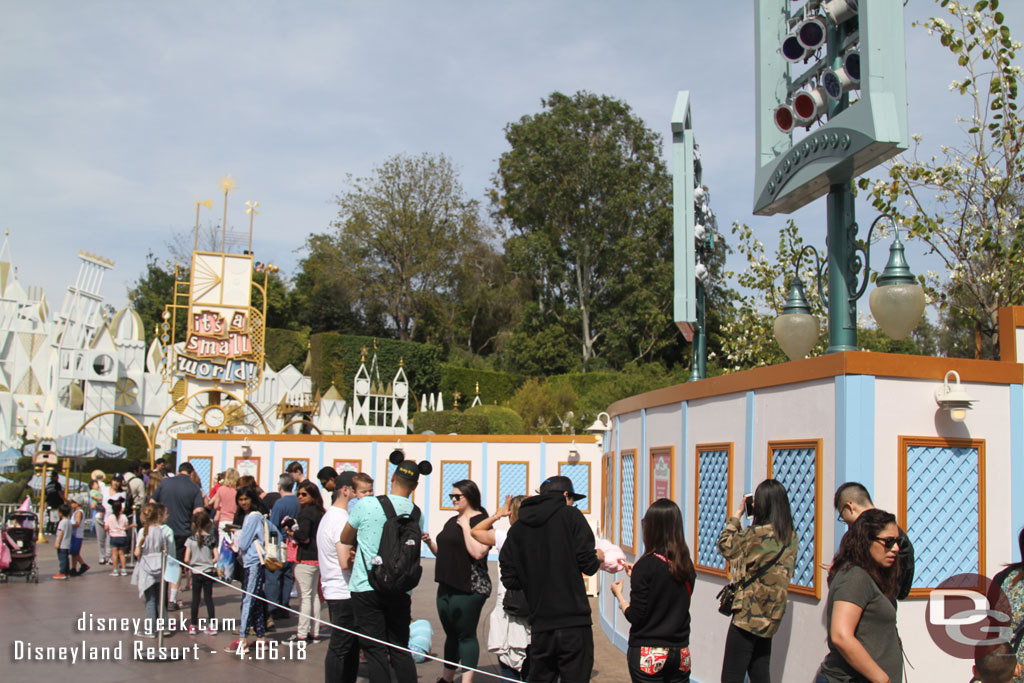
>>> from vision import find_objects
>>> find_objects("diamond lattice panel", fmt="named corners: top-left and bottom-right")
top-left (498, 463), bottom-right (528, 506)
top-left (621, 453), bottom-right (636, 549)
top-left (559, 463), bottom-right (591, 512)
top-left (697, 449), bottom-right (729, 570)
top-left (907, 445), bottom-right (979, 587)
top-left (441, 461), bottom-right (471, 507)
top-left (771, 447), bottom-right (817, 588)
top-left (190, 458), bottom-right (212, 493)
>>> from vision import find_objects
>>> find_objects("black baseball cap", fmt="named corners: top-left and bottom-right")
top-left (540, 475), bottom-right (586, 502)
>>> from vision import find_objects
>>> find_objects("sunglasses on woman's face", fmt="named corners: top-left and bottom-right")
top-left (874, 535), bottom-right (900, 550)
top-left (297, 491), bottom-right (310, 498)
top-left (449, 494), bottom-right (463, 502)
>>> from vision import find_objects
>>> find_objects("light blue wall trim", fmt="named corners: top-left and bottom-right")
top-left (481, 442), bottom-right (489, 515)
top-left (318, 441), bottom-right (324, 472)
top-left (1011, 384), bottom-right (1024, 563)
top-left (422, 441), bottom-right (434, 559)
top-left (681, 401), bottom-right (692, 540)
top-left (539, 441), bottom-right (547, 483)
top-left (744, 391), bottom-right (755, 493)
top-left (639, 408), bottom-right (647, 554)
top-left (220, 440), bottom-right (227, 473)
top-left (268, 441), bottom-right (276, 486)
top-left (834, 374), bottom-right (876, 552)
top-left (371, 441), bottom-right (378, 487)
top-left (614, 416), bottom-right (621, 545)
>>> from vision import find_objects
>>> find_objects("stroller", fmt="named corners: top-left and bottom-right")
top-left (1, 511), bottom-right (39, 583)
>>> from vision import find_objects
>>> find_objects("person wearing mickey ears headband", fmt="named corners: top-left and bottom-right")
top-left (499, 475), bottom-right (604, 683)
top-left (339, 450), bottom-right (432, 683)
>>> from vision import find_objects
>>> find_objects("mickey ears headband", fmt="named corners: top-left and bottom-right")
top-left (389, 449), bottom-right (433, 475)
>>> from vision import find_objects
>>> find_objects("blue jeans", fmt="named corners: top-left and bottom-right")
top-left (57, 549), bottom-right (69, 575)
top-left (144, 584), bottom-right (161, 624)
top-left (263, 561), bottom-right (294, 610)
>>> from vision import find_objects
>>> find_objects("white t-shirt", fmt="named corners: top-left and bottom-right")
top-left (317, 505), bottom-right (352, 600)
top-left (104, 490), bottom-right (125, 517)
top-left (494, 528), bottom-right (508, 597)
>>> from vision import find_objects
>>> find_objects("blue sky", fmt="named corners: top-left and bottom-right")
top-left (0, 1), bottom-right (1015, 313)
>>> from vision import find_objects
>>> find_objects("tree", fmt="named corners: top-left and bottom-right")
top-left (306, 153), bottom-right (497, 342)
top-left (861, 0), bottom-right (1024, 359)
top-left (491, 91), bottom-right (676, 371)
top-left (127, 252), bottom-right (183, 345)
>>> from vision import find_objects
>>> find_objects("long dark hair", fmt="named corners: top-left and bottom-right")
top-left (753, 479), bottom-right (794, 547)
top-left (296, 480), bottom-right (324, 514)
top-left (453, 479), bottom-right (487, 516)
top-left (827, 508), bottom-right (900, 599)
top-left (1004, 527), bottom-right (1024, 586)
top-left (235, 485), bottom-right (267, 514)
top-left (641, 498), bottom-right (695, 583)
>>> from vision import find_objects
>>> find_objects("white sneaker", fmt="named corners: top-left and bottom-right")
top-left (110, 570), bottom-right (119, 576)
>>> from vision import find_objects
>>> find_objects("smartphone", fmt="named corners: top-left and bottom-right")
top-left (743, 494), bottom-right (755, 517)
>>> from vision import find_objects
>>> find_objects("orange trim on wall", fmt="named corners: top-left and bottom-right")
top-left (439, 460), bottom-right (473, 511)
top-left (694, 443), bottom-right (734, 579)
top-left (234, 456), bottom-right (261, 483)
top-left (998, 306), bottom-right (1024, 363)
top-left (607, 351), bottom-right (1022, 417)
top-left (602, 452), bottom-right (615, 540)
top-left (177, 433), bottom-right (598, 444)
top-left (898, 435), bottom-right (986, 598)
top-left (767, 438), bottom-right (823, 600)
top-left (620, 449), bottom-right (638, 555)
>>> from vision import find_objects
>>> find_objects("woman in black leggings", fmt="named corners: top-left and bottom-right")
top-left (423, 479), bottom-right (490, 683)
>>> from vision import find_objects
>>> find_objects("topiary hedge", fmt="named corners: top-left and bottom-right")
top-left (309, 333), bottom-right (443, 403)
top-left (411, 405), bottom-right (525, 435)
top-left (265, 328), bottom-right (310, 372)
top-left (439, 365), bottom-right (525, 408)
top-left (0, 481), bottom-right (26, 505)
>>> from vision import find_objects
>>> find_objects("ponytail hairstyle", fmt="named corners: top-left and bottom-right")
top-left (827, 508), bottom-right (901, 599)
top-left (752, 479), bottom-right (795, 547)
top-left (641, 498), bottom-right (695, 583)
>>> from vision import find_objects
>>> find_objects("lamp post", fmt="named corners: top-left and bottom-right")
top-left (774, 214), bottom-right (926, 360)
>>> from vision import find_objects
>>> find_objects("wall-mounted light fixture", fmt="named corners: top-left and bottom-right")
top-left (585, 412), bottom-right (611, 434)
top-left (935, 370), bottom-right (976, 422)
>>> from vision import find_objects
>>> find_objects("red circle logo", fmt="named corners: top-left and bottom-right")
top-left (925, 573), bottom-right (1013, 659)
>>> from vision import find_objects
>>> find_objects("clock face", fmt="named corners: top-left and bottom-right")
top-left (393, 383), bottom-right (408, 399)
top-left (355, 378), bottom-right (370, 394)
top-left (202, 405), bottom-right (227, 430)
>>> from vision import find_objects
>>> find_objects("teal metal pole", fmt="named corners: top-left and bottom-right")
top-left (689, 282), bottom-right (706, 381)
top-left (826, 183), bottom-right (858, 352)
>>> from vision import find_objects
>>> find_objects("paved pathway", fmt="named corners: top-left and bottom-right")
top-left (2, 541), bottom-right (628, 681)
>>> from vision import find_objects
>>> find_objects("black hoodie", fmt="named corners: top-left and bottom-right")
top-left (498, 491), bottom-right (600, 633)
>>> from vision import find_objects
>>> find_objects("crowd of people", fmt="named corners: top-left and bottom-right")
top-left (35, 454), bottom-right (1024, 683)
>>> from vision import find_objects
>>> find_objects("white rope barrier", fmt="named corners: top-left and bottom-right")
top-left (166, 554), bottom-right (522, 683)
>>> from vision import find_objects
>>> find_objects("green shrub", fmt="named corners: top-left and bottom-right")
top-left (462, 405), bottom-right (524, 434)
top-left (0, 482), bottom-right (26, 505)
top-left (117, 424), bottom-right (150, 461)
top-left (412, 410), bottom-right (460, 434)
top-left (265, 328), bottom-right (310, 372)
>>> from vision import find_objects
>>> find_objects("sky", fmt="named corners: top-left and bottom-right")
top-left (0, 1), bottom-right (1017, 314)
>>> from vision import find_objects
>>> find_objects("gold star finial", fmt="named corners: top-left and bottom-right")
top-left (218, 174), bottom-right (238, 194)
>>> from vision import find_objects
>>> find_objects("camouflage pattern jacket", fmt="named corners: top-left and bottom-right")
top-left (717, 517), bottom-right (799, 638)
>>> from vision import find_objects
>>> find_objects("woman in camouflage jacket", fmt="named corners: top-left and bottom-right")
top-left (717, 479), bottom-right (799, 683)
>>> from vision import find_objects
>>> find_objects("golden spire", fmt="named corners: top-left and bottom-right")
top-left (194, 196), bottom-right (213, 250)
top-left (244, 200), bottom-right (260, 253)
top-left (217, 174), bottom-right (238, 252)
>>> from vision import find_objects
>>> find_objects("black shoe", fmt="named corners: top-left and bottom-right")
top-left (270, 609), bottom-right (290, 619)
top-left (78, 564), bottom-right (90, 575)
top-left (69, 568), bottom-right (80, 577)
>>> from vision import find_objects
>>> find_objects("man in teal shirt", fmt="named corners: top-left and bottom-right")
top-left (340, 454), bottom-right (427, 683)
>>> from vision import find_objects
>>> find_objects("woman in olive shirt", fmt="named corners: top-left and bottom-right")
top-left (816, 508), bottom-right (903, 683)
top-left (423, 479), bottom-right (490, 683)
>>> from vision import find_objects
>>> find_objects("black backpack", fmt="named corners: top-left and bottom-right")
top-left (366, 495), bottom-right (423, 595)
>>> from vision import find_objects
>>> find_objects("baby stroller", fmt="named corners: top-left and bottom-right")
top-left (1, 511), bottom-right (39, 583)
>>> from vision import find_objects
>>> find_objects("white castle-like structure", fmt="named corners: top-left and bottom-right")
top-left (0, 234), bottom-right (424, 455)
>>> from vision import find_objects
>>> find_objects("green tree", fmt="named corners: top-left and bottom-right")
top-left (491, 91), bottom-right (676, 370)
top-left (308, 153), bottom-right (498, 343)
top-left (127, 252), bottom-right (183, 345)
top-left (861, 0), bottom-right (1024, 359)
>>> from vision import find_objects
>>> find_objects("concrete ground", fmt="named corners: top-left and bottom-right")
top-left (1, 539), bottom-right (628, 681)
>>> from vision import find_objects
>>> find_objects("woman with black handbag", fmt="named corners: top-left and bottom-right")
top-left (422, 479), bottom-right (490, 683)
top-left (717, 479), bottom-right (799, 683)
top-left (472, 495), bottom-right (531, 680)
top-left (610, 498), bottom-right (696, 682)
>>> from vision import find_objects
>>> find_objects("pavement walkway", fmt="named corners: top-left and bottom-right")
top-left (1, 539), bottom-right (628, 681)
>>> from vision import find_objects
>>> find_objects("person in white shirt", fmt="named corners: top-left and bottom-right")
top-left (318, 471), bottom-right (374, 683)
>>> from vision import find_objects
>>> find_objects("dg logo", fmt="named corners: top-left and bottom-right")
top-left (925, 573), bottom-right (1013, 659)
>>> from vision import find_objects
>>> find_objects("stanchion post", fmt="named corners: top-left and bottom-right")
top-left (158, 547), bottom-right (167, 648)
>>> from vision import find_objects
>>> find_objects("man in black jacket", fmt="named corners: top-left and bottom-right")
top-left (499, 475), bottom-right (603, 683)
top-left (835, 481), bottom-right (916, 600)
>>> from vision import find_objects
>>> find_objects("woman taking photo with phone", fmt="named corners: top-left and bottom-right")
top-left (717, 479), bottom-right (799, 683)
top-left (815, 508), bottom-right (903, 683)
top-left (611, 498), bottom-right (696, 682)
top-left (423, 479), bottom-right (490, 683)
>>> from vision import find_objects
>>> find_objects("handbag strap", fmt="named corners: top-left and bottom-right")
top-left (738, 543), bottom-right (787, 590)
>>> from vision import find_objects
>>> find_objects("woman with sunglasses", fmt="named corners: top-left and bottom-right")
top-left (815, 508), bottom-right (903, 683)
top-left (423, 479), bottom-right (490, 683)
top-left (717, 478), bottom-right (799, 683)
top-left (611, 498), bottom-right (696, 682)
top-left (288, 479), bottom-right (325, 643)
